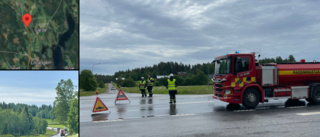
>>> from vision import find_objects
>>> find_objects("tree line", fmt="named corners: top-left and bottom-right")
top-left (0, 79), bottom-right (79, 136)
top-left (0, 103), bottom-right (48, 136)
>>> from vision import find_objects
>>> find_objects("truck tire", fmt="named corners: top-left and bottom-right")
top-left (242, 88), bottom-right (260, 109)
top-left (310, 86), bottom-right (320, 104)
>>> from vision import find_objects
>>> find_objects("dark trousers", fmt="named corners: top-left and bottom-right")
top-left (147, 86), bottom-right (153, 97)
top-left (140, 89), bottom-right (146, 97)
top-left (169, 90), bottom-right (176, 102)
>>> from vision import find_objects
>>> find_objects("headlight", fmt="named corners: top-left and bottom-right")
top-left (225, 90), bottom-right (231, 95)
top-left (221, 78), bottom-right (226, 82)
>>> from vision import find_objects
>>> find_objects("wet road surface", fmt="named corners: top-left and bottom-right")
top-left (80, 83), bottom-right (320, 137)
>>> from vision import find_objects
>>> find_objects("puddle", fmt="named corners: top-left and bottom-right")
top-left (91, 112), bottom-right (110, 121)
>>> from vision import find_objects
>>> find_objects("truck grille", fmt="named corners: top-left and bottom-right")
top-left (215, 94), bottom-right (222, 97)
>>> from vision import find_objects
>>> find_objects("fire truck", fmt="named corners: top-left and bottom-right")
top-left (212, 52), bottom-right (320, 109)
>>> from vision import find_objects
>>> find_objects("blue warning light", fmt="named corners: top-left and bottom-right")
top-left (236, 51), bottom-right (240, 53)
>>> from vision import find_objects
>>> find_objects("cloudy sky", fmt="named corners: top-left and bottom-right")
top-left (80, 0), bottom-right (320, 75)
top-left (0, 71), bottom-right (78, 106)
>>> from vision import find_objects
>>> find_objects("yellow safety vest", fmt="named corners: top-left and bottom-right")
top-left (167, 79), bottom-right (176, 90)
top-left (139, 80), bottom-right (146, 89)
top-left (147, 78), bottom-right (154, 86)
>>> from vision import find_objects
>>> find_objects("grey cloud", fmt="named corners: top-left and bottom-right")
top-left (80, 0), bottom-right (320, 75)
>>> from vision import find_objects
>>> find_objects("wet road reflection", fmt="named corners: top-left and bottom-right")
top-left (213, 99), bottom-right (314, 112)
top-left (91, 113), bottom-right (110, 121)
top-left (116, 104), bottom-right (128, 119)
top-left (169, 104), bottom-right (177, 115)
top-left (285, 99), bottom-right (306, 107)
top-left (140, 98), bottom-right (154, 117)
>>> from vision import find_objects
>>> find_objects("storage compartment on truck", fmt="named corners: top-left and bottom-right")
top-left (274, 88), bottom-right (291, 97)
top-left (261, 66), bottom-right (278, 86)
top-left (291, 86), bottom-right (309, 99)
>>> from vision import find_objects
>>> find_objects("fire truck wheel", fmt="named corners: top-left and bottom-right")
top-left (242, 88), bottom-right (260, 109)
top-left (310, 86), bottom-right (320, 104)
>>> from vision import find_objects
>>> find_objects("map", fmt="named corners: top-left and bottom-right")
top-left (0, 0), bottom-right (78, 69)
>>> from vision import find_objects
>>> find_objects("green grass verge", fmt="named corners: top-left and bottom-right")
top-left (18, 129), bottom-right (56, 137)
top-left (68, 134), bottom-right (79, 137)
top-left (120, 85), bottom-right (213, 94)
top-left (45, 119), bottom-right (67, 129)
top-left (80, 83), bottom-right (108, 96)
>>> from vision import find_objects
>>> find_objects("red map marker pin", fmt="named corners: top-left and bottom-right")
top-left (22, 14), bottom-right (32, 28)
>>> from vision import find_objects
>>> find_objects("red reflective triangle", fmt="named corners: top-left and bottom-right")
top-left (116, 89), bottom-right (129, 101)
top-left (92, 97), bottom-right (108, 112)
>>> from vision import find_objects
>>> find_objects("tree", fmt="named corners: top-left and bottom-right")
top-left (193, 71), bottom-right (207, 85)
top-left (288, 54), bottom-right (296, 62)
top-left (67, 98), bottom-right (78, 134)
top-left (54, 100), bottom-right (69, 124)
top-left (275, 56), bottom-right (283, 63)
top-left (80, 69), bottom-right (98, 91)
top-left (121, 78), bottom-right (136, 87)
top-left (53, 79), bottom-right (74, 124)
top-left (99, 81), bottom-right (105, 88)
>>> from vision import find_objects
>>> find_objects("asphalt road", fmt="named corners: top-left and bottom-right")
top-left (80, 83), bottom-right (320, 137)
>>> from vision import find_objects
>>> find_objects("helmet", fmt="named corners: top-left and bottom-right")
top-left (141, 77), bottom-right (144, 79)
top-left (169, 73), bottom-right (174, 77)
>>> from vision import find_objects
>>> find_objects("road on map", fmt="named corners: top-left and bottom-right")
top-left (80, 83), bottom-right (320, 137)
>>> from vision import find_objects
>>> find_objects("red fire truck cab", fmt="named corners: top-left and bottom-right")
top-left (212, 52), bottom-right (320, 109)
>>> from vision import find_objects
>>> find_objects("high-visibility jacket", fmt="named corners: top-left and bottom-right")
top-left (139, 80), bottom-right (146, 89)
top-left (167, 79), bottom-right (176, 90)
top-left (147, 78), bottom-right (154, 86)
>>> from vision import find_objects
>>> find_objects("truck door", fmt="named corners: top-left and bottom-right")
top-left (233, 56), bottom-right (255, 88)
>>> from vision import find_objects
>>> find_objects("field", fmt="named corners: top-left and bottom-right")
top-left (16, 129), bottom-right (56, 137)
top-left (114, 83), bottom-right (213, 94)
top-left (45, 119), bottom-right (67, 129)
top-left (80, 83), bottom-right (108, 96)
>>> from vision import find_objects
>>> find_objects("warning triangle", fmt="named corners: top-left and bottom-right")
top-left (116, 89), bottom-right (129, 101)
top-left (92, 97), bottom-right (108, 113)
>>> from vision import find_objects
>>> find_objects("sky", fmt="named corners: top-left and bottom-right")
top-left (80, 0), bottom-right (320, 75)
top-left (0, 71), bottom-right (78, 106)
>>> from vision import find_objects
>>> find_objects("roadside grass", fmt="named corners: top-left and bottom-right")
top-left (19, 129), bottom-right (56, 137)
top-left (45, 119), bottom-right (67, 129)
top-left (80, 83), bottom-right (108, 96)
top-left (68, 134), bottom-right (79, 137)
top-left (117, 84), bottom-right (213, 94)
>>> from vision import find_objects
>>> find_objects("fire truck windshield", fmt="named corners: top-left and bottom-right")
top-left (215, 58), bottom-right (231, 75)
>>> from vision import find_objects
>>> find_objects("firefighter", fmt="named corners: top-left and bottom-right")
top-left (165, 73), bottom-right (178, 104)
top-left (146, 75), bottom-right (154, 97)
top-left (139, 77), bottom-right (147, 97)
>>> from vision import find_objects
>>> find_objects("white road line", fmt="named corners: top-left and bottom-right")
top-left (296, 112), bottom-right (320, 116)
top-left (93, 119), bottom-right (123, 123)
top-left (171, 113), bottom-right (196, 117)
top-left (287, 106), bottom-right (306, 109)
top-left (233, 109), bottom-right (256, 112)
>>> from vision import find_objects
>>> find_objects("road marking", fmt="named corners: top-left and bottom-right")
top-left (93, 119), bottom-right (123, 123)
top-left (297, 112), bottom-right (320, 116)
top-left (287, 106), bottom-right (306, 109)
top-left (171, 113), bottom-right (195, 117)
top-left (233, 109), bottom-right (255, 112)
